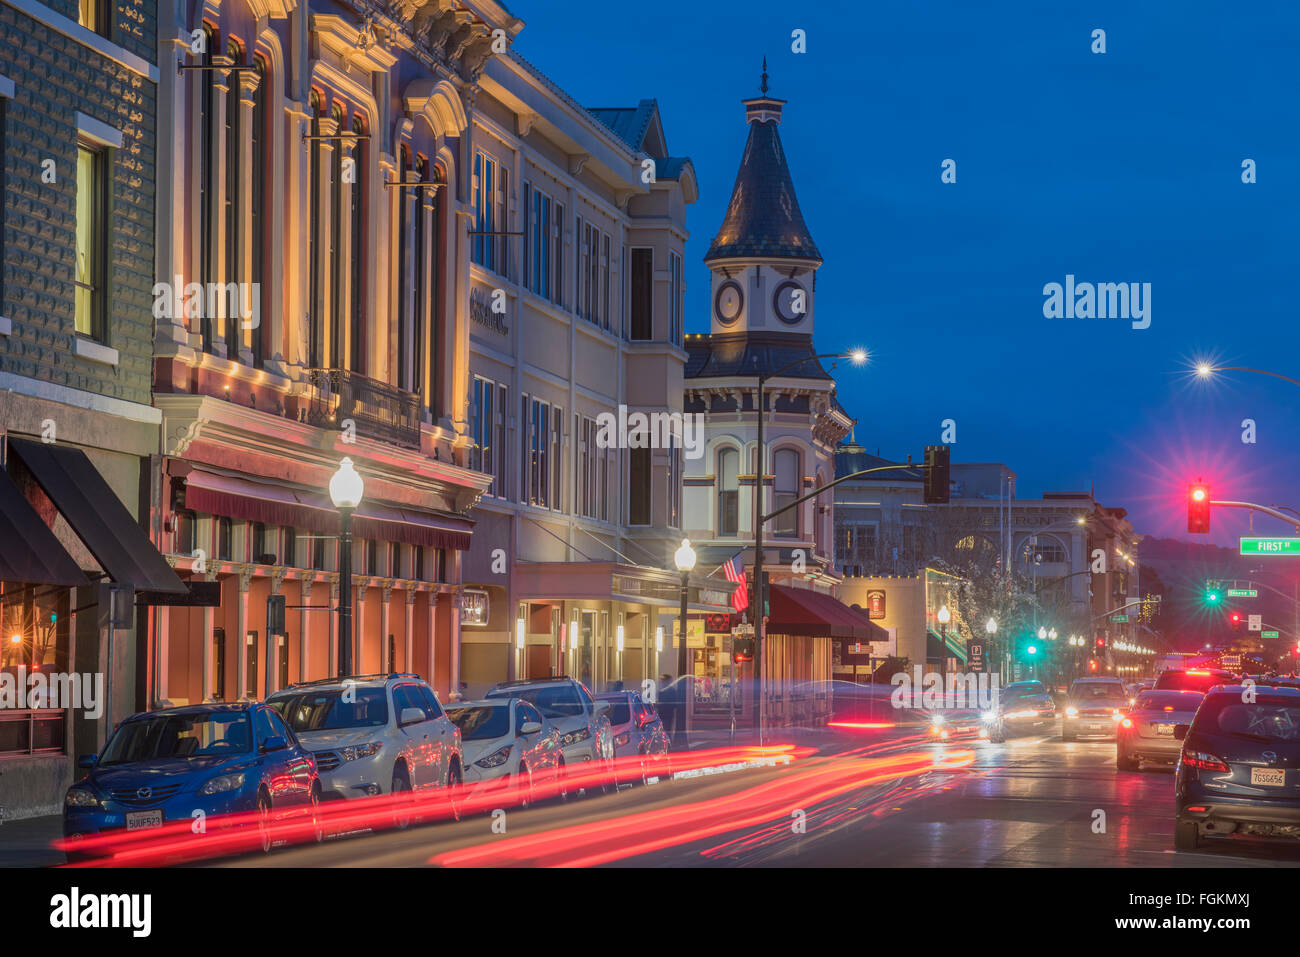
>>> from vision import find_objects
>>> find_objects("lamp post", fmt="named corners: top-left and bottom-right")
top-left (936, 605), bottom-right (951, 675)
top-left (673, 538), bottom-right (696, 751)
top-left (752, 349), bottom-right (867, 737)
top-left (329, 457), bottom-right (364, 678)
top-left (985, 617), bottom-right (998, 682)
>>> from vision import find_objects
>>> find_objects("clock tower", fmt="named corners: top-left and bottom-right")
top-left (704, 61), bottom-right (822, 337)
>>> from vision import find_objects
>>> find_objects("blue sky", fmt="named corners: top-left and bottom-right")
top-left (511, 0), bottom-right (1300, 548)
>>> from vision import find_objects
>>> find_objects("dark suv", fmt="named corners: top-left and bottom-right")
top-left (1175, 684), bottom-right (1300, 850)
top-left (982, 680), bottom-right (1056, 743)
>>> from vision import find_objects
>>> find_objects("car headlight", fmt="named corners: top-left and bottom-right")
top-left (474, 745), bottom-right (512, 768)
top-left (199, 772), bottom-right (246, 796)
top-left (65, 788), bottom-right (100, 808)
top-left (981, 711), bottom-right (998, 723)
top-left (340, 742), bottom-right (384, 763)
top-left (1112, 710), bottom-right (1123, 721)
top-left (930, 714), bottom-right (945, 725)
top-left (561, 728), bottom-right (591, 746)
top-left (1065, 707), bottom-right (1078, 718)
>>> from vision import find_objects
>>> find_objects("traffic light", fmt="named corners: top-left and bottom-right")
top-left (1205, 581), bottom-right (1221, 604)
top-left (1089, 658), bottom-right (1099, 671)
top-left (1026, 644), bottom-right (1038, 657)
top-left (733, 637), bottom-right (755, 662)
top-left (1095, 637), bottom-right (1105, 649)
top-left (1230, 612), bottom-right (1243, 633)
top-left (1188, 481), bottom-right (1211, 534)
top-left (924, 445), bottom-right (951, 504)
top-left (267, 594), bottom-right (286, 636)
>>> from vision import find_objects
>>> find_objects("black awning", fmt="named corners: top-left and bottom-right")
top-left (0, 467), bottom-right (89, 586)
top-left (7, 438), bottom-right (186, 594)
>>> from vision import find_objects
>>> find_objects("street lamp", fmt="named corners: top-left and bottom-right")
top-left (329, 457), bottom-right (364, 678)
top-left (673, 539), bottom-right (696, 751)
top-left (1038, 626), bottom-right (1047, 641)
top-left (752, 349), bottom-right (868, 737)
top-left (936, 605), bottom-right (951, 675)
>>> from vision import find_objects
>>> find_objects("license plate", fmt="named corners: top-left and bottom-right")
top-left (1086, 723), bottom-right (1105, 731)
top-left (1153, 723), bottom-right (1173, 736)
top-left (1251, 767), bottom-right (1285, 787)
top-left (125, 809), bottom-right (163, 831)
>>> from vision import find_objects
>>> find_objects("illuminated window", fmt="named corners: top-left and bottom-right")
top-left (74, 141), bottom-right (107, 341)
top-left (718, 448), bottom-right (739, 536)
top-left (772, 449), bottom-right (799, 537)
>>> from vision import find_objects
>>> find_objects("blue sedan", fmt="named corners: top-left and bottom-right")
top-left (64, 702), bottom-right (321, 857)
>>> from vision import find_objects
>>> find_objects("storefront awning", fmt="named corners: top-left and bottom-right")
top-left (179, 467), bottom-right (473, 551)
top-left (8, 437), bottom-right (186, 594)
top-left (768, 584), bottom-right (889, 640)
top-left (927, 629), bottom-right (969, 664)
top-left (0, 467), bottom-right (89, 586)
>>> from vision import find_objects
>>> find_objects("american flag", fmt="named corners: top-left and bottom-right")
top-left (722, 551), bottom-right (749, 612)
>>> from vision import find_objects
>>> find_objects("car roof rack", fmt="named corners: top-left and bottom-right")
top-left (279, 672), bottom-right (423, 689)
top-left (491, 676), bottom-right (573, 688)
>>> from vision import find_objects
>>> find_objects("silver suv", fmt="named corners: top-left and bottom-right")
top-left (268, 673), bottom-right (463, 821)
top-left (486, 677), bottom-right (615, 790)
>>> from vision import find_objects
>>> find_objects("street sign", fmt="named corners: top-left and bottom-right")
top-left (969, 641), bottom-right (986, 673)
top-left (1240, 538), bottom-right (1300, 555)
top-left (1248, 614), bottom-right (1262, 632)
top-left (1226, 588), bottom-right (1258, 598)
top-left (1110, 614), bottom-right (1129, 623)
top-left (1263, 630), bottom-right (1280, 639)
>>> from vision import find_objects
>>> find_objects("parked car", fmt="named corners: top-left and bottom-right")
top-left (1154, 668), bottom-right (1236, 694)
top-left (267, 673), bottom-right (463, 827)
top-left (982, 680), bottom-right (1057, 743)
top-left (1062, 677), bottom-right (1128, 740)
top-left (445, 698), bottom-right (565, 805)
top-left (1174, 684), bottom-right (1300, 850)
top-left (64, 702), bottom-right (321, 855)
top-left (486, 677), bottom-right (615, 791)
top-left (1116, 689), bottom-right (1204, 770)
top-left (596, 690), bottom-right (670, 781)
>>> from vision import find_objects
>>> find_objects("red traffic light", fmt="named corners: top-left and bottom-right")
top-left (1095, 637), bottom-right (1105, 648)
top-left (1089, 658), bottom-right (1099, 671)
top-left (1188, 481), bottom-right (1211, 534)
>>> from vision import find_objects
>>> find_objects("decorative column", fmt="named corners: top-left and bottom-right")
top-left (201, 577), bottom-right (215, 702)
top-left (235, 568), bottom-right (252, 700)
top-left (354, 579), bottom-right (367, 674)
top-left (234, 68), bottom-right (260, 365)
top-left (379, 581), bottom-right (394, 672)
top-left (328, 579), bottom-right (339, 679)
top-left (315, 114), bottom-right (339, 368)
top-left (404, 589), bottom-right (416, 676)
top-left (154, 604), bottom-right (170, 707)
top-left (450, 587), bottom-right (462, 693)
top-left (300, 578), bottom-right (313, 682)
top-left (426, 591), bottom-right (437, 689)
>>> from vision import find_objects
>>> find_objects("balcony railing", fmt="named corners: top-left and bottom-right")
top-left (305, 368), bottom-right (422, 450)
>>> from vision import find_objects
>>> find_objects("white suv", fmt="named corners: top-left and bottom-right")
top-left (268, 673), bottom-right (463, 820)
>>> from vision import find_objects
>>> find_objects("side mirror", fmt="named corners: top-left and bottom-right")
top-left (594, 701), bottom-right (611, 715)
top-left (519, 721), bottom-right (542, 735)
top-left (77, 754), bottom-right (97, 769)
top-left (399, 707), bottom-right (425, 727)
top-left (1173, 724), bottom-right (1190, 741)
top-left (262, 735), bottom-right (288, 753)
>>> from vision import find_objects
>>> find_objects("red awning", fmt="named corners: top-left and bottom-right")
top-left (178, 467), bottom-right (473, 551)
top-left (767, 584), bottom-right (889, 641)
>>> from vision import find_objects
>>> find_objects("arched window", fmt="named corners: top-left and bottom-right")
top-left (329, 102), bottom-right (344, 367)
top-left (249, 53), bottom-right (268, 368)
top-left (349, 113), bottom-right (367, 373)
top-left (198, 24), bottom-right (218, 353)
top-left (423, 159), bottom-right (443, 418)
top-left (1029, 537), bottom-right (1068, 564)
top-left (307, 90), bottom-right (323, 368)
top-left (717, 448), bottom-right (739, 537)
top-left (223, 37), bottom-right (243, 361)
top-left (397, 144), bottom-right (412, 391)
top-left (773, 448), bottom-right (800, 537)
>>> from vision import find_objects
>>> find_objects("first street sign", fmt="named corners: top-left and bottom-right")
top-left (1240, 538), bottom-right (1300, 555)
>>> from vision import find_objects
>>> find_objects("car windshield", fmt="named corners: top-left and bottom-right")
top-left (100, 711), bottom-right (252, 765)
top-left (599, 697), bottom-right (632, 725)
top-left (488, 685), bottom-right (584, 718)
top-left (1071, 684), bottom-right (1125, 701)
top-left (267, 687), bottom-right (389, 731)
top-left (1002, 685), bottom-right (1043, 701)
top-left (1202, 699), bottom-right (1300, 741)
top-left (446, 705), bottom-right (511, 741)
top-left (1135, 690), bottom-right (1202, 712)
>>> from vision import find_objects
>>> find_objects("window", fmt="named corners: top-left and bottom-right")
top-left (668, 447), bottom-right (681, 528)
top-left (523, 183), bottom-right (564, 305)
top-left (79, 0), bottom-right (110, 39)
top-left (630, 248), bottom-right (653, 340)
top-left (329, 103), bottom-right (344, 367)
top-left (251, 522), bottom-right (268, 561)
top-left (1030, 537), bottom-right (1068, 564)
top-left (602, 235), bottom-right (612, 331)
top-left (575, 414), bottom-right (610, 521)
top-left (174, 511), bottom-right (196, 555)
top-left (223, 38), bottom-right (242, 361)
top-left (521, 396), bottom-right (561, 509)
top-left (282, 527), bottom-right (297, 567)
top-left (198, 26), bottom-right (218, 353)
top-left (307, 92), bottom-right (324, 368)
top-left (390, 542), bottom-right (402, 578)
top-left (470, 375), bottom-right (496, 493)
top-left (575, 216), bottom-right (585, 318)
top-left (417, 685), bottom-right (444, 719)
top-left (422, 159), bottom-right (444, 419)
top-left (718, 448), bottom-right (739, 536)
top-left (551, 408), bottom-right (563, 512)
top-left (249, 55), bottom-right (268, 368)
top-left (349, 114), bottom-right (367, 373)
top-left (472, 150), bottom-right (508, 276)
top-left (495, 383), bottom-right (508, 499)
top-left (217, 518), bottom-right (233, 562)
top-left (397, 146), bottom-right (413, 391)
top-left (773, 449), bottom-right (800, 537)
top-left (414, 545), bottom-right (425, 581)
top-left (669, 251), bottom-right (682, 344)
top-left (553, 203), bottom-right (564, 307)
top-left (629, 447), bottom-right (651, 526)
top-left (75, 142), bottom-right (108, 341)
top-left (365, 539), bottom-right (377, 576)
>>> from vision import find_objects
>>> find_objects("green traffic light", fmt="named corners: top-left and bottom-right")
top-left (1027, 644), bottom-right (1038, 656)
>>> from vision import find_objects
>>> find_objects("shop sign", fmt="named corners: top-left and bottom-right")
top-left (866, 589), bottom-right (886, 619)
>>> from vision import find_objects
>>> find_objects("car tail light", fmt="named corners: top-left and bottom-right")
top-left (1121, 718), bottom-right (1133, 728)
top-left (1186, 805), bottom-right (1208, 813)
top-left (1183, 750), bottom-right (1229, 772)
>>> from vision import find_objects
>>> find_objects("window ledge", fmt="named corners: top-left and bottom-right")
top-left (73, 337), bottom-right (119, 366)
top-left (0, 316), bottom-right (11, 336)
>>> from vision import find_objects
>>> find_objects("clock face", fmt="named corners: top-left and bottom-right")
top-left (715, 280), bottom-right (744, 323)
top-left (773, 280), bottom-right (806, 324)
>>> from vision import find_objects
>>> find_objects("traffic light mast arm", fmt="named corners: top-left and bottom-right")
top-left (1209, 500), bottom-right (1300, 530)
top-left (760, 463), bottom-right (933, 527)
top-left (1090, 598), bottom-right (1150, 623)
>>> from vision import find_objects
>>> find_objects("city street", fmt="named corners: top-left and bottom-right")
top-left (192, 729), bottom-right (1300, 869)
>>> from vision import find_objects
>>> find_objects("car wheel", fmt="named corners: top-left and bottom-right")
top-left (1174, 819), bottom-right (1201, 851)
top-left (310, 782), bottom-right (324, 843)
top-left (1116, 749), bottom-right (1140, 772)
top-left (391, 766), bottom-right (413, 831)
top-left (446, 760), bottom-right (463, 822)
top-left (257, 790), bottom-right (273, 854)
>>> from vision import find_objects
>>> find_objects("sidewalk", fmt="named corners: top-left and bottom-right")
top-left (0, 813), bottom-right (65, 868)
